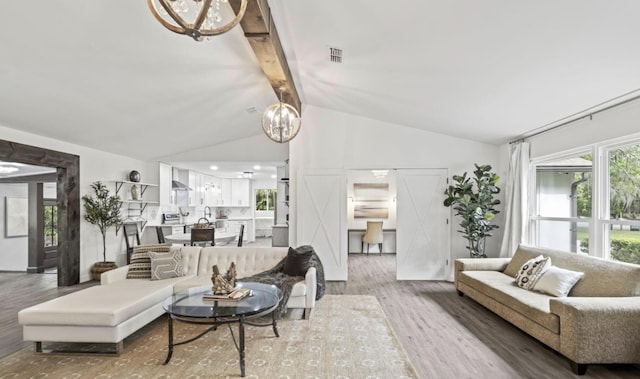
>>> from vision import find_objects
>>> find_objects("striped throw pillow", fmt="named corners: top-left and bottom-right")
top-left (126, 251), bottom-right (152, 279)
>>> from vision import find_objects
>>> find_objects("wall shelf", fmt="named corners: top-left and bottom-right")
top-left (114, 181), bottom-right (158, 233)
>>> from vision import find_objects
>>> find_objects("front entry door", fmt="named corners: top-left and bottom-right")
top-left (396, 169), bottom-right (449, 280)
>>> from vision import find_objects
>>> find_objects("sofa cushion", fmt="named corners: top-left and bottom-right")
top-left (18, 278), bottom-right (184, 327)
top-left (150, 250), bottom-right (184, 280)
top-left (283, 246), bottom-right (313, 277)
top-left (504, 247), bottom-right (542, 277)
top-left (533, 266), bottom-right (584, 297)
top-left (460, 270), bottom-right (560, 333)
top-left (196, 247), bottom-right (288, 277)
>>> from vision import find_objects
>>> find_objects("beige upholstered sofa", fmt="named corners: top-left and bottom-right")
top-left (19, 244), bottom-right (317, 353)
top-left (455, 244), bottom-right (640, 375)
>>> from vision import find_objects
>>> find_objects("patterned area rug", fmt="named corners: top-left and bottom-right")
top-left (1, 295), bottom-right (417, 378)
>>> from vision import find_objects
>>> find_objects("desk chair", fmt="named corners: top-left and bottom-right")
top-left (237, 224), bottom-right (245, 247)
top-left (191, 228), bottom-right (215, 247)
top-left (156, 226), bottom-right (166, 244)
top-left (362, 221), bottom-right (383, 255)
top-left (123, 223), bottom-right (141, 264)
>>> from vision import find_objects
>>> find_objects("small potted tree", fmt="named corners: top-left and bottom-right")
top-left (83, 181), bottom-right (122, 280)
top-left (444, 164), bottom-right (501, 258)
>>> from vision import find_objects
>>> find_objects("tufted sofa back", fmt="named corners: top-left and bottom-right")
top-left (194, 247), bottom-right (289, 277)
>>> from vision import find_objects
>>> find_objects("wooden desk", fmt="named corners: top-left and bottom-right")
top-left (347, 229), bottom-right (396, 254)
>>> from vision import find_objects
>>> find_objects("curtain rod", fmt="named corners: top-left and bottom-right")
top-left (509, 88), bottom-right (640, 144)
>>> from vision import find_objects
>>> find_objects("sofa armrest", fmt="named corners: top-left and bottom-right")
top-left (550, 297), bottom-right (640, 364)
top-left (100, 265), bottom-right (130, 285)
top-left (454, 258), bottom-right (511, 289)
top-left (304, 266), bottom-right (317, 308)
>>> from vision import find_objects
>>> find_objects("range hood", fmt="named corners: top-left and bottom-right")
top-left (171, 167), bottom-right (191, 191)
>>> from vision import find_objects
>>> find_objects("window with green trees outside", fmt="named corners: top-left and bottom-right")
top-left (255, 189), bottom-right (277, 211)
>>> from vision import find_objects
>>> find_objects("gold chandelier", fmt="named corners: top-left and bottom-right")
top-left (261, 90), bottom-right (302, 144)
top-left (147, 0), bottom-right (247, 41)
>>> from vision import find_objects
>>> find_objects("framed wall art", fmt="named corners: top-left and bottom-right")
top-left (5, 197), bottom-right (28, 237)
top-left (353, 183), bottom-right (389, 219)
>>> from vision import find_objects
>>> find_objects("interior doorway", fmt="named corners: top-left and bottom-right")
top-left (0, 139), bottom-right (80, 286)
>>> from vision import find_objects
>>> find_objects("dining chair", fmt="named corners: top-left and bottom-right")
top-left (237, 224), bottom-right (245, 247)
top-left (155, 226), bottom-right (166, 244)
top-left (191, 228), bottom-right (215, 247)
top-left (361, 221), bottom-right (384, 255)
top-left (123, 223), bottom-right (141, 264)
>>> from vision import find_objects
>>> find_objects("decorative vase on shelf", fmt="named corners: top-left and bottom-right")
top-left (129, 170), bottom-right (141, 182)
top-left (131, 184), bottom-right (139, 201)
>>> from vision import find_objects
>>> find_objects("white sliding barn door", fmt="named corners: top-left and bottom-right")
top-left (297, 169), bottom-right (347, 280)
top-left (396, 169), bottom-right (449, 280)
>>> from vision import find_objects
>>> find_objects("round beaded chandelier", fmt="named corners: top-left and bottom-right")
top-left (147, 0), bottom-right (247, 41)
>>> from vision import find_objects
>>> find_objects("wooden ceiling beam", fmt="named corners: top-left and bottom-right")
top-left (230, 0), bottom-right (301, 113)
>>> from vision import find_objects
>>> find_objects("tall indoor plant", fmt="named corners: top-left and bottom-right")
top-left (83, 181), bottom-right (122, 279)
top-left (444, 164), bottom-right (501, 258)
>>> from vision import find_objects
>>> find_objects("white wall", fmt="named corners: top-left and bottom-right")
top-left (0, 125), bottom-right (157, 282)
top-left (290, 105), bottom-right (502, 263)
top-left (527, 99), bottom-right (640, 159)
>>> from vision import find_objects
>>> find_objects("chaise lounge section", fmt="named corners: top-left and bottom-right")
top-left (18, 244), bottom-right (318, 353)
top-left (455, 244), bottom-right (640, 375)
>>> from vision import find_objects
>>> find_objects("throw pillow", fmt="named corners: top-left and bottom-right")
top-left (149, 250), bottom-right (184, 281)
top-left (126, 251), bottom-right (151, 279)
top-left (533, 266), bottom-right (584, 297)
top-left (282, 246), bottom-right (313, 277)
top-left (514, 255), bottom-right (551, 290)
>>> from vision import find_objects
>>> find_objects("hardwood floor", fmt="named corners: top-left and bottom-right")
top-left (0, 271), bottom-right (96, 359)
top-left (3, 249), bottom-right (640, 378)
top-left (328, 253), bottom-right (640, 379)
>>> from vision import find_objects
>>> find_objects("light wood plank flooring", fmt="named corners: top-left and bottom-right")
top-left (3, 248), bottom-right (640, 378)
top-left (328, 254), bottom-right (640, 379)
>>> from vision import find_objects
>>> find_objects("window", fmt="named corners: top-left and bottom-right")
top-left (604, 143), bottom-right (640, 264)
top-left (255, 189), bottom-right (277, 211)
top-left (531, 137), bottom-right (640, 264)
top-left (532, 154), bottom-right (592, 253)
top-left (44, 200), bottom-right (58, 248)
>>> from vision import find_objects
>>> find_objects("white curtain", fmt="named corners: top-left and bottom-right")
top-left (499, 141), bottom-right (530, 257)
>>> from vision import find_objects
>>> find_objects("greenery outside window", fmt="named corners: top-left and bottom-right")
top-left (531, 138), bottom-right (640, 264)
top-left (44, 200), bottom-right (58, 248)
top-left (256, 189), bottom-right (277, 211)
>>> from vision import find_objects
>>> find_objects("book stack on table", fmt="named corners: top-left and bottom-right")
top-left (203, 288), bottom-right (251, 301)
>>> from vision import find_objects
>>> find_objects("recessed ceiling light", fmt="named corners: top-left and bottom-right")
top-left (253, 165), bottom-right (261, 170)
top-left (271, 174), bottom-right (277, 179)
top-left (209, 165), bottom-right (218, 170)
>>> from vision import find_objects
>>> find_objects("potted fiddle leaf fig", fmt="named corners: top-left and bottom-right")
top-left (83, 181), bottom-right (122, 280)
top-left (444, 164), bottom-right (501, 258)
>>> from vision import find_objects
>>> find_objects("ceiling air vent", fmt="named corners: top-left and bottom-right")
top-left (329, 47), bottom-right (343, 63)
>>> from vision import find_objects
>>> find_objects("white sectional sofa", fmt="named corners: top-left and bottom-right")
top-left (18, 244), bottom-right (318, 353)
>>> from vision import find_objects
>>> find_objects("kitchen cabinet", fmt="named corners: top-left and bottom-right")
top-left (188, 171), bottom-right (205, 206)
top-left (159, 162), bottom-right (173, 206)
top-left (220, 178), bottom-right (232, 205)
top-left (231, 178), bottom-right (250, 206)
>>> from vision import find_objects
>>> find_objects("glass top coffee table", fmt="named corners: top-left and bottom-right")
top-left (162, 282), bottom-right (282, 377)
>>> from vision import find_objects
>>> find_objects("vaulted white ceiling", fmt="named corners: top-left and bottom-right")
top-left (1, 1), bottom-right (639, 168)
